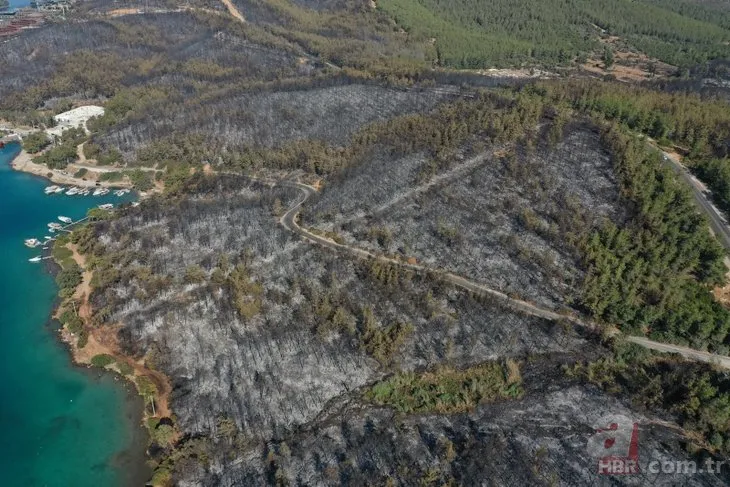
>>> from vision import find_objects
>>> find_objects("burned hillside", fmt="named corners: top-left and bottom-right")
top-left (187, 382), bottom-right (730, 486)
top-left (85, 175), bottom-right (589, 440)
top-left (0, 10), bottom-right (307, 121)
top-left (305, 125), bottom-right (626, 308)
top-left (93, 82), bottom-right (457, 159)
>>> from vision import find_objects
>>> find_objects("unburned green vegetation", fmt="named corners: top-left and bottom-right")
top-left (90, 353), bottom-right (115, 368)
top-left (367, 360), bottom-right (523, 413)
top-left (536, 80), bottom-right (730, 216)
top-left (22, 131), bottom-right (50, 154)
top-left (377, 0), bottom-right (730, 68)
top-left (34, 127), bottom-right (86, 169)
top-left (579, 125), bottom-right (730, 351)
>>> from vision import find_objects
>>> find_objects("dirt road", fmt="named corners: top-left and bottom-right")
top-left (221, 0), bottom-right (245, 22)
top-left (278, 179), bottom-right (730, 370)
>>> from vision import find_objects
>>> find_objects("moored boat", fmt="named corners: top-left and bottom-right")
top-left (28, 256), bottom-right (42, 263)
top-left (58, 216), bottom-right (72, 224)
top-left (24, 238), bottom-right (41, 248)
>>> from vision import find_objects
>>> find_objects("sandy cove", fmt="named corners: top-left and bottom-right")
top-left (56, 243), bottom-right (172, 419)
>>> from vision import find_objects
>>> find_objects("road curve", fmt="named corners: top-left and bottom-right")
top-left (279, 182), bottom-right (581, 324)
top-left (276, 180), bottom-right (730, 369)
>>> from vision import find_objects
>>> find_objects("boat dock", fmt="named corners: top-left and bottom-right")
top-left (52, 216), bottom-right (89, 233)
top-left (25, 216), bottom-right (90, 251)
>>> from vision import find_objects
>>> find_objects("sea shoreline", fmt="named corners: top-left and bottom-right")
top-left (44, 255), bottom-right (153, 486)
top-left (6, 141), bottom-right (156, 486)
top-left (10, 146), bottom-right (136, 189)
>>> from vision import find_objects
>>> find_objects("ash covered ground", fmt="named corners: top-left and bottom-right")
top-left (88, 133), bottom-right (727, 484)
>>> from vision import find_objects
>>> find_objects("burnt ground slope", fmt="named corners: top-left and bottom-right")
top-left (88, 139), bottom-right (729, 483)
top-left (306, 125), bottom-right (625, 309)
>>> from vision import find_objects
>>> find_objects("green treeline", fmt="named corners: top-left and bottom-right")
top-left (22, 131), bottom-right (50, 154)
top-left (377, 0), bottom-right (730, 68)
top-left (221, 89), bottom-right (548, 175)
top-left (534, 80), bottom-right (730, 217)
top-left (580, 125), bottom-right (730, 351)
top-left (535, 80), bottom-right (730, 158)
top-left (642, 0), bottom-right (730, 31)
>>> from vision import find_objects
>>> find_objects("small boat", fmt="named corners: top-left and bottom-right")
top-left (80, 188), bottom-right (91, 195)
top-left (93, 187), bottom-right (110, 196)
top-left (54, 187), bottom-right (65, 194)
top-left (28, 256), bottom-right (42, 263)
top-left (45, 185), bottom-right (60, 194)
top-left (58, 216), bottom-right (72, 224)
top-left (44, 236), bottom-right (53, 240)
top-left (24, 238), bottom-right (41, 248)
top-left (65, 187), bottom-right (80, 196)
top-left (48, 222), bottom-right (63, 231)
top-left (98, 203), bottom-right (114, 210)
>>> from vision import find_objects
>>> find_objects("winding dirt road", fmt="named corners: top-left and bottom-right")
top-left (277, 179), bottom-right (730, 369)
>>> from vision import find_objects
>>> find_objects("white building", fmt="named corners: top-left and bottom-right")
top-left (46, 105), bottom-right (105, 138)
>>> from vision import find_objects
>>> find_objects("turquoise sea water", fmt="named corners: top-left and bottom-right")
top-left (8, 0), bottom-right (31, 8)
top-left (0, 143), bottom-right (148, 486)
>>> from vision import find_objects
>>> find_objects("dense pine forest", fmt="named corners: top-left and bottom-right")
top-left (378, 0), bottom-right (730, 67)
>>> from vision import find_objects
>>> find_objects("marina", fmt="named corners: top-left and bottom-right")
top-left (0, 141), bottom-right (147, 487)
top-left (25, 215), bottom-right (90, 250)
top-left (43, 185), bottom-right (129, 197)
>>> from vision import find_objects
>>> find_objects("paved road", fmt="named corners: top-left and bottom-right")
top-left (277, 180), bottom-right (730, 369)
top-left (660, 150), bottom-right (730, 251)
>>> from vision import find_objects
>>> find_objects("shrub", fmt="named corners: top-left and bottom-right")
top-left (367, 361), bottom-right (523, 413)
top-left (183, 265), bottom-right (206, 284)
top-left (59, 309), bottom-right (83, 334)
top-left (117, 361), bottom-right (135, 376)
top-left (90, 354), bottom-right (115, 368)
top-left (23, 131), bottom-right (50, 154)
top-left (150, 423), bottom-right (175, 446)
top-left (56, 264), bottom-right (82, 291)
